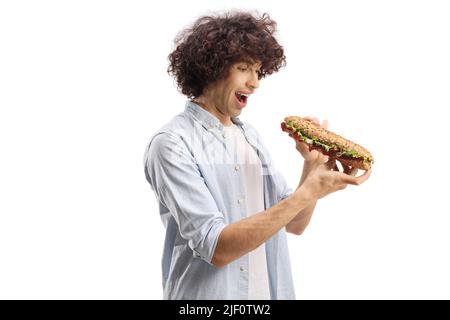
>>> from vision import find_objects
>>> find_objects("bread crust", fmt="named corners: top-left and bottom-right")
top-left (282, 117), bottom-right (373, 170)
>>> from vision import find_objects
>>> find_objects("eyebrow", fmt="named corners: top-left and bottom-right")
top-left (239, 60), bottom-right (262, 70)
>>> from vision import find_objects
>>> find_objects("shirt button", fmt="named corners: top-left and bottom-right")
top-left (222, 134), bottom-right (226, 139)
top-left (240, 266), bottom-right (245, 272)
top-left (235, 165), bottom-right (240, 171)
top-left (237, 198), bottom-right (244, 204)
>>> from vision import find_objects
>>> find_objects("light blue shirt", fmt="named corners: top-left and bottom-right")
top-left (143, 101), bottom-right (295, 299)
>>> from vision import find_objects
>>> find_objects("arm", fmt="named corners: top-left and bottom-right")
top-left (285, 160), bottom-right (318, 235)
top-left (212, 158), bottom-right (372, 268)
top-left (212, 184), bottom-right (313, 268)
top-left (285, 117), bottom-right (328, 235)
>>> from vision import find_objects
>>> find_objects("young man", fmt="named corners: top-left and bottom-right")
top-left (144, 11), bottom-right (371, 300)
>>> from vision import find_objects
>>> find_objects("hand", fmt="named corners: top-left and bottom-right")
top-left (289, 117), bottom-right (328, 163)
top-left (299, 158), bottom-right (372, 201)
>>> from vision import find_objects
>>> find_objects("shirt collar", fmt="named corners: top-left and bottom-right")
top-left (185, 100), bottom-right (244, 131)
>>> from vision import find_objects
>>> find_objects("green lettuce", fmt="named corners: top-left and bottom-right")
top-left (286, 120), bottom-right (365, 159)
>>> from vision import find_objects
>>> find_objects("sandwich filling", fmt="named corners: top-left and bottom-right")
top-left (283, 120), bottom-right (373, 163)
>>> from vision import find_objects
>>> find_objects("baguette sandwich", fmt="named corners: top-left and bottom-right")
top-left (281, 116), bottom-right (374, 170)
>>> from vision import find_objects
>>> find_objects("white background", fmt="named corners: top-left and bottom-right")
top-left (1, 0), bottom-right (449, 299)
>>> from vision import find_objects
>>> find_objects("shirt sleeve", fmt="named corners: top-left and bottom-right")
top-left (144, 131), bottom-right (226, 265)
top-left (272, 166), bottom-right (293, 202)
top-left (263, 148), bottom-right (293, 202)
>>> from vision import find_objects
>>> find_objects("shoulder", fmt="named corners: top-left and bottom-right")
top-left (143, 112), bottom-right (195, 164)
top-left (156, 112), bottom-right (190, 135)
top-left (147, 111), bottom-right (196, 147)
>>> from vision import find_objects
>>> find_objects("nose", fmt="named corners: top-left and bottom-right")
top-left (246, 72), bottom-right (259, 90)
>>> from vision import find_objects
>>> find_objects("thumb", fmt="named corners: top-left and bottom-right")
top-left (322, 155), bottom-right (330, 164)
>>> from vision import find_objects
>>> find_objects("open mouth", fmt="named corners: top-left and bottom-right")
top-left (235, 91), bottom-right (249, 106)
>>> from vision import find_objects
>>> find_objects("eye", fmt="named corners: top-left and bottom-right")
top-left (238, 65), bottom-right (248, 71)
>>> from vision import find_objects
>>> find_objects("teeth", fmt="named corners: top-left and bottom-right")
top-left (237, 92), bottom-right (250, 97)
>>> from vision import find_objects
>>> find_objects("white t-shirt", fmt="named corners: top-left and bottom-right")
top-left (223, 123), bottom-right (271, 300)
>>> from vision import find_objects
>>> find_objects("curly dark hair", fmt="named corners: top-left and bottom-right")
top-left (167, 11), bottom-right (286, 98)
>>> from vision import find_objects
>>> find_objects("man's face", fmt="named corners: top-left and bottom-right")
top-left (207, 60), bottom-right (261, 119)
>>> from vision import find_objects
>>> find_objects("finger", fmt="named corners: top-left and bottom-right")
top-left (341, 168), bottom-right (372, 185)
top-left (316, 154), bottom-right (329, 164)
top-left (298, 141), bottom-right (310, 153)
top-left (349, 167), bottom-right (358, 176)
top-left (354, 168), bottom-right (372, 185)
top-left (304, 116), bottom-right (320, 125)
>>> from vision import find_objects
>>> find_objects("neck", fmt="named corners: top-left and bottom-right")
top-left (193, 95), bottom-right (232, 126)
